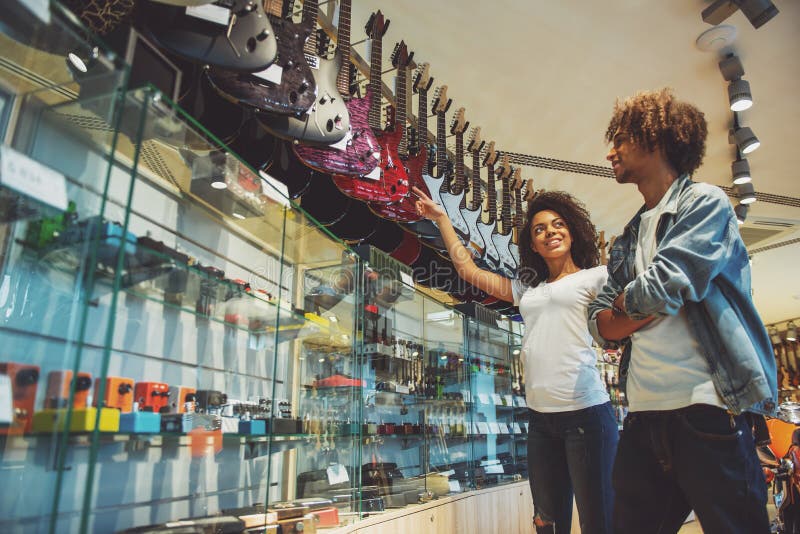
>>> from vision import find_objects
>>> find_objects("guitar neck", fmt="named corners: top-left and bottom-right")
top-left (471, 151), bottom-right (482, 211)
top-left (397, 63), bottom-right (408, 156)
top-left (487, 165), bottom-right (497, 224)
top-left (368, 35), bottom-right (383, 130)
top-left (436, 111), bottom-right (447, 180)
top-left (335, 0), bottom-right (352, 97)
top-left (500, 172), bottom-right (512, 234)
top-left (454, 132), bottom-right (465, 194)
top-left (302, 0), bottom-right (319, 55)
top-left (417, 88), bottom-right (428, 150)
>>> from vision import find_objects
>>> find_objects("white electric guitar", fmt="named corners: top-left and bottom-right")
top-left (474, 141), bottom-right (502, 271)
top-left (490, 155), bottom-right (518, 277)
top-left (421, 86), bottom-right (471, 246)
top-left (449, 109), bottom-right (485, 259)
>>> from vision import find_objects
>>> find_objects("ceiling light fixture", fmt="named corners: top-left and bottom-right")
top-left (702, 0), bottom-right (779, 29)
top-left (729, 113), bottom-right (760, 155)
top-left (788, 321), bottom-right (798, 342)
top-left (734, 182), bottom-right (757, 204)
top-left (719, 55), bottom-right (753, 112)
top-left (732, 157), bottom-right (751, 185)
top-left (734, 203), bottom-right (749, 225)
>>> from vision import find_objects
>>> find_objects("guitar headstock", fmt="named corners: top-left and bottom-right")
top-left (482, 141), bottom-right (497, 167)
top-left (498, 154), bottom-right (512, 179)
top-left (512, 168), bottom-right (523, 189)
top-left (365, 10), bottom-right (390, 39)
top-left (413, 63), bottom-right (433, 93)
top-left (524, 179), bottom-right (535, 201)
top-left (391, 40), bottom-right (413, 69)
top-left (450, 108), bottom-right (469, 135)
top-left (432, 85), bottom-right (451, 114)
top-left (467, 127), bottom-right (484, 154)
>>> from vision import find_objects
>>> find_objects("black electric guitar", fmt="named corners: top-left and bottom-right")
top-left (490, 156), bottom-right (518, 278)
top-left (509, 168), bottom-right (525, 266)
top-left (257, 0), bottom-right (352, 143)
top-left (139, 0), bottom-right (277, 72)
top-left (206, 0), bottom-right (316, 117)
top-left (451, 117), bottom-right (487, 263)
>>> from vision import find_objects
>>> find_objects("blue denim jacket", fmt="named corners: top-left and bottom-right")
top-left (587, 175), bottom-right (777, 416)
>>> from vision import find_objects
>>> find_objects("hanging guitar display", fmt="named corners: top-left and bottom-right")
top-left (465, 133), bottom-right (499, 272)
top-left (399, 63), bottom-right (447, 247)
top-left (257, 0), bottom-right (352, 143)
top-left (291, 1), bottom-right (381, 176)
top-left (509, 168), bottom-right (525, 266)
top-left (475, 142), bottom-right (502, 272)
top-left (330, 14), bottom-right (410, 204)
top-left (206, 0), bottom-right (316, 117)
top-left (490, 155), bottom-right (519, 278)
top-left (138, 0), bottom-right (277, 72)
top-left (449, 111), bottom-right (486, 262)
top-left (367, 42), bottom-right (426, 222)
top-left (421, 86), bottom-right (471, 250)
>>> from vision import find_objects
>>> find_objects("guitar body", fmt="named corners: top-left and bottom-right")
top-left (258, 50), bottom-right (351, 143)
top-left (367, 148), bottom-right (427, 222)
top-left (332, 127), bottom-right (410, 204)
top-left (422, 173), bottom-right (470, 246)
top-left (389, 231), bottom-right (422, 266)
top-left (491, 231), bottom-right (517, 278)
top-left (298, 173), bottom-right (352, 226)
top-left (366, 219), bottom-right (406, 256)
top-left (325, 200), bottom-right (379, 242)
top-left (139, 0), bottom-right (277, 72)
top-left (510, 242), bottom-right (520, 266)
top-left (261, 138), bottom-right (318, 199)
top-left (475, 221), bottom-right (501, 272)
top-left (206, 16), bottom-right (316, 116)
top-left (292, 88), bottom-right (380, 176)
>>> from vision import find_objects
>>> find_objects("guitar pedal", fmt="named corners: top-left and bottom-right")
top-left (195, 390), bottom-right (227, 414)
top-left (168, 386), bottom-right (197, 414)
top-left (93, 377), bottom-right (134, 412)
top-left (45, 370), bottom-right (92, 409)
top-left (134, 382), bottom-right (171, 413)
top-left (0, 362), bottom-right (40, 435)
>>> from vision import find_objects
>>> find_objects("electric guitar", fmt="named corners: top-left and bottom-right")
top-left (473, 141), bottom-right (502, 271)
top-left (330, 13), bottom-right (410, 204)
top-left (509, 168), bottom-right (525, 266)
top-left (368, 42), bottom-right (427, 222)
top-left (452, 119), bottom-right (486, 262)
top-left (139, 0), bottom-right (277, 72)
top-left (207, 0), bottom-right (316, 117)
top-left (257, 0), bottom-right (352, 143)
top-left (422, 87), bottom-right (471, 247)
top-left (291, 2), bottom-right (381, 176)
top-left (490, 155), bottom-right (518, 278)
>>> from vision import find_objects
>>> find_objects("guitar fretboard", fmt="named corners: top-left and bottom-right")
top-left (368, 28), bottom-right (383, 131)
top-left (486, 163), bottom-right (497, 225)
top-left (335, 0), bottom-right (352, 97)
top-left (416, 87), bottom-right (429, 152)
top-left (500, 170), bottom-right (512, 235)
top-left (397, 58), bottom-right (408, 157)
top-left (436, 110), bottom-right (447, 183)
top-left (302, 0), bottom-right (319, 56)
top-left (454, 131), bottom-right (465, 195)
top-left (471, 150), bottom-right (482, 211)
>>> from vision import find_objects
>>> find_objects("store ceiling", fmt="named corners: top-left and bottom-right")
top-left (346, 0), bottom-right (800, 324)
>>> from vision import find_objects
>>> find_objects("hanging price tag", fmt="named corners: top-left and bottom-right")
top-left (1, 146), bottom-right (67, 211)
top-left (326, 463), bottom-right (349, 485)
top-left (185, 4), bottom-right (230, 25)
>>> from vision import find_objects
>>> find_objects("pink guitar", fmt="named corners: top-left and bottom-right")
top-left (291, 1), bottom-right (381, 177)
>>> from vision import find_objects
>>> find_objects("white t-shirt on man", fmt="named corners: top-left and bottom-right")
top-left (512, 266), bottom-right (610, 412)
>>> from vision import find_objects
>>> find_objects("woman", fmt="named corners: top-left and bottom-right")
top-left (413, 185), bottom-right (646, 533)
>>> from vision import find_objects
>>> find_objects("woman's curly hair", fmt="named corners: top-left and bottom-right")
top-left (517, 191), bottom-right (599, 288)
top-left (605, 88), bottom-right (707, 176)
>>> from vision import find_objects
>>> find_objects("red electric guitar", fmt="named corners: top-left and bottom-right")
top-left (330, 12), bottom-right (410, 204)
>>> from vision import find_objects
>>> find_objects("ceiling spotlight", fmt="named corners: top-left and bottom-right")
top-left (769, 326), bottom-right (782, 345)
top-left (734, 203), bottom-right (749, 224)
top-left (788, 321), bottom-right (798, 342)
top-left (732, 158), bottom-right (751, 185)
top-left (734, 182), bottom-right (756, 204)
top-left (729, 125), bottom-right (760, 154)
top-left (728, 79), bottom-right (753, 111)
top-left (66, 46), bottom-right (100, 78)
top-left (702, 0), bottom-right (779, 29)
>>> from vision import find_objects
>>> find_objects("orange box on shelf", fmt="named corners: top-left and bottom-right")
top-left (45, 370), bottom-right (92, 409)
top-left (93, 377), bottom-right (134, 412)
top-left (134, 381), bottom-right (171, 413)
top-left (0, 362), bottom-right (40, 435)
top-left (168, 386), bottom-right (197, 413)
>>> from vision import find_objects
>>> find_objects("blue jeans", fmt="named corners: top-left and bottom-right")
top-left (527, 402), bottom-right (619, 534)
top-left (613, 404), bottom-right (769, 533)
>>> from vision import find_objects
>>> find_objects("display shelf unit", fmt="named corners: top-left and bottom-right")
top-left (0, 8), bottom-right (529, 531)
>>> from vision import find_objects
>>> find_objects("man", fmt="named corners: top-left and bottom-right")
top-left (587, 88), bottom-right (777, 533)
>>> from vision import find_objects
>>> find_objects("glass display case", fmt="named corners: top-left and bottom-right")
top-left (0, 8), bottom-right (529, 530)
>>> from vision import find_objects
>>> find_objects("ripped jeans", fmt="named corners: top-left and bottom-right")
top-left (527, 402), bottom-right (618, 534)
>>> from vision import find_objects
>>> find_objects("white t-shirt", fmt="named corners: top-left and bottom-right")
top-left (626, 182), bottom-right (726, 412)
top-left (512, 266), bottom-right (610, 412)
